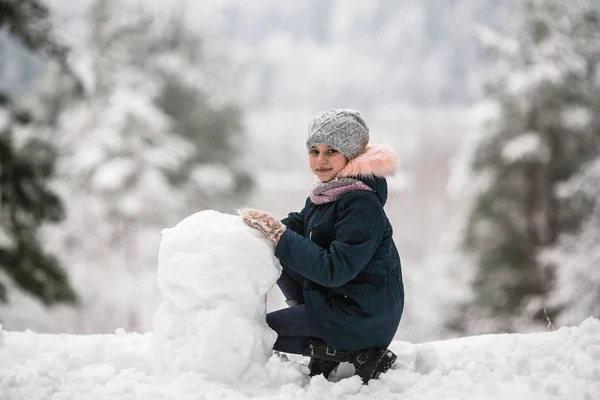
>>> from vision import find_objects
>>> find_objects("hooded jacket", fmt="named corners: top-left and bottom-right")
top-left (275, 144), bottom-right (404, 351)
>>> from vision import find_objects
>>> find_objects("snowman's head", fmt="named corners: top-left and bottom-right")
top-left (156, 210), bottom-right (281, 312)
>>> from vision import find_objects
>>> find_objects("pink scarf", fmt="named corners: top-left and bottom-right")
top-left (310, 178), bottom-right (373, 205)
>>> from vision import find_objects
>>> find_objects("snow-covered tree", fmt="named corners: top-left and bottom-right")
top-left (0, 0), bottom-right (78, 306)
top-left (542, 160), bottom-right (600, 326)
top-left (452, 0), bottom-right (600, 334)
top-left (3, 0), bottom-right (252, 333)
top-left (0, 0), bottom-right (66, 58)
top-left (146, 14), bottom-right (253, 213)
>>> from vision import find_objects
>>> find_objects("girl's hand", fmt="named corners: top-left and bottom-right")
top-left (238, 208), bottom-right (286, 246)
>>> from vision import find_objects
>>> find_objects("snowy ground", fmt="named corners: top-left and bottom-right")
top-left (1, 211), bottom-right (599, 400)
top-left (1, 318), bottom-right (599, 400)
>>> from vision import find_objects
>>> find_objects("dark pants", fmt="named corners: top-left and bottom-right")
top-left (266, 265), bottom-right (324, 354)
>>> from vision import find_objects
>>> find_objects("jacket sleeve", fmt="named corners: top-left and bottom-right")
top-left (280, 197), bottom-right (311, 236)
top-left (275, 191), bottom-right (385, 287)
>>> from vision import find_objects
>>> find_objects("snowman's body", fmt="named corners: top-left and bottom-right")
top-left (152, 210), bottom-right (281, 383)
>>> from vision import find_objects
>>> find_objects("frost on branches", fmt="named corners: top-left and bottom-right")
top-left (450, 0), bottom-right (600, 334)
top-left (542, 160), bottom-right (600, 326)
top-left (1, 0), bottom-right (254, 334)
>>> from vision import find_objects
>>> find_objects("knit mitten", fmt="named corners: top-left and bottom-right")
top-left (238, 208), bottom-right (286, 246)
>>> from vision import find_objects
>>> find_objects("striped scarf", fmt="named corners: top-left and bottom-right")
top-left (310, 178), bottom-right (373, 205)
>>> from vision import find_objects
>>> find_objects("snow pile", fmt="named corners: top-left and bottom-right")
top-left (152, 210), bottom-right (281, 383)
top-left (1, 319), bottom-right (599, 399)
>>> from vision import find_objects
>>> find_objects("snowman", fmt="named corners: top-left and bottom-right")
top-left (152, 210), bottom-right (281, 383)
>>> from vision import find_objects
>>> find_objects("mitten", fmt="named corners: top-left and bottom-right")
top-left (238, 208), bottom-right (286, 246)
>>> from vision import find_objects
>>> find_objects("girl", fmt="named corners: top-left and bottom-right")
top-left (239, 109), bottom-right (404, 384)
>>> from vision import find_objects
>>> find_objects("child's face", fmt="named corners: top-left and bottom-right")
top-left (309, 144), bottom-right (349, 182)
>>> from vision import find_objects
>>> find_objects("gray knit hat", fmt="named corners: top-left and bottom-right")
top-left (306, 109), bottom-right (370, 160)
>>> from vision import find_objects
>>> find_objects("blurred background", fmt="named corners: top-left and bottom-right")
top-left (1, 0), bottom-right (599, 343)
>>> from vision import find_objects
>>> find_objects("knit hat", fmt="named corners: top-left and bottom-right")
top-left (306, 109), bottom-right (370, 160)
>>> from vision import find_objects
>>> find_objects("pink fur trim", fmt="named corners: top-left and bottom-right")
top-left (337, 144), bottom-right (398, 178)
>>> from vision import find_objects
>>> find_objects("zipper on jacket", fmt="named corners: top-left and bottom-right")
top-left (309, 230), bottom-right (313, 240)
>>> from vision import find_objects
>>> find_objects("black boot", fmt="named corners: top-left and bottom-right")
top-left (308, 358), bottom-right (340, 378)
top-left (351, 347), bottom-right (397, 384)
top-left (303, 339), bottom-right (351, 378)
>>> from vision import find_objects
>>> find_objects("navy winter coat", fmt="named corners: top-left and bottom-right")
top-left (275, 167), bottom-right (404, 351)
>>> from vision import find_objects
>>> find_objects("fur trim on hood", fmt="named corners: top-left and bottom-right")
top-left (337, 144), bottom-right (398, 179)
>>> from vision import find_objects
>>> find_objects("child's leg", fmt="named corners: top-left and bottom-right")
top-left (266, 304), bottom-right (322, 354)
top-left (276, 263), bottom-right (306, 305)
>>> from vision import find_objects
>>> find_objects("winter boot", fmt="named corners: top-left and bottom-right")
top-left (307, 358), bottom-right (340, 378)
top-left (303, 338), bottom-right (351, 378)
top-left (351, 347), bottom-right (397, 384)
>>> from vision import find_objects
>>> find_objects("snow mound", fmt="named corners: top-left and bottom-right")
top-left (152, 210), bottom-right (281, 383)
top-left (1, 319), bottom-right (599, 399)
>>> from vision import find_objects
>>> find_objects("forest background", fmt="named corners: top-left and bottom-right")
top-left (1, 0), bottom-right (599, 343)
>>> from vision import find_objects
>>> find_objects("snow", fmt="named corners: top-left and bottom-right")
top-left (501, 132), bottom-right (551, 164)
top-left (1, 318), bottom-right (599, 399)
top-left (2, 210), bottom-right (600, 399)
top-left (505, 64), bottom-right (565, 97)
top-left (190, 164), bottom-right (236, 195)
top-left (475, 25), bottom-right (519, 58)
top-left (90, 158), bottom-right (138, 191)
top-left (447, 102), bottom-right (500, 198)
top-left (561, 106), bottom-right (593, 131)
top-left (541, 160), bottom-right (600, 327)
top-left (152, 210), bottom-right (280, 383)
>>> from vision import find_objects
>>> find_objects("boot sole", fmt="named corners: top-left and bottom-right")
top-left (369, 351), bottom-right (397, 381)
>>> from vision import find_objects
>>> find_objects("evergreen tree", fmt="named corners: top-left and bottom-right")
top-left (454, 0), bottom-right (600, 333)
top-left (543, 160), bottom-right (600, 326)
top-left (0, 0), bottom-right (66, 58)
top-left (144, 12), bottom-right (253, 213)
top-left (541, 5), bottom-right (600, 324)
top-left (7, 0), bottom-right (252, 332)
top-left (0, 0), bottom-right (78, 305)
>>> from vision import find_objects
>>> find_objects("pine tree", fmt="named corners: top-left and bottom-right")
top-left (454, 0), bottom-right (600, 333)
top-left (541, 4), bottom-right (600, 325)
top-left (144, 12), bottom-right (253, 213)
top-left (0, 0), bottom-right (66, 58)
top-left (543, 161), bottom-right (600, 325)
top-left (0, 0), bottom-right (78, 305)
top-left (8, 0), bottom-right (253, 332)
